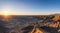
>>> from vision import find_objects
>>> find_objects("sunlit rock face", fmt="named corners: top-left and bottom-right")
top-left (52, 15), bottom-right (60, 21)
top-left (30, 28), bottom-right (43, 33)
top-left (30, 22), bottom-right (43, 33)
top-left (58, 29), bottom-right (60, 33)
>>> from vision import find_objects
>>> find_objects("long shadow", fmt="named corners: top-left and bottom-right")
top-left (40, 26), bottom-right (58, 33)
top-left (21, 26), bottom-right (34, 33)
top-left (22, 25), bottom-right (58, 33)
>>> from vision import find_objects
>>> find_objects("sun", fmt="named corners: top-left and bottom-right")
top-left (1, 11), bottom-right (11, 21)
top-left (4, 11), bottom-right (9, 16)
top-left (1, 5), bottom-right (11, 16)
top-left (2, 11), bottom-right (11, 20)
top-left (3, 11), bottom-right (10, 18)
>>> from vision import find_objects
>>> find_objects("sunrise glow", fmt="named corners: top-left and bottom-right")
top-left (3, 11), bottom-right (9, 16)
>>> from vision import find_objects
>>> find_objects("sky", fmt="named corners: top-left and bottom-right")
top-left (0, 0), bottom-right (60, 15)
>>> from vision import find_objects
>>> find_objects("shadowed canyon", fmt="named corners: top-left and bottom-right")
top-left (0, 14), bottom-right (60, 33)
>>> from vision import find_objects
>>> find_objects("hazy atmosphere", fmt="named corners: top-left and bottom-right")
top-left (0, 0), bottom-right (60, 15)
top-left (0, 0), bottom-right (60, 33)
